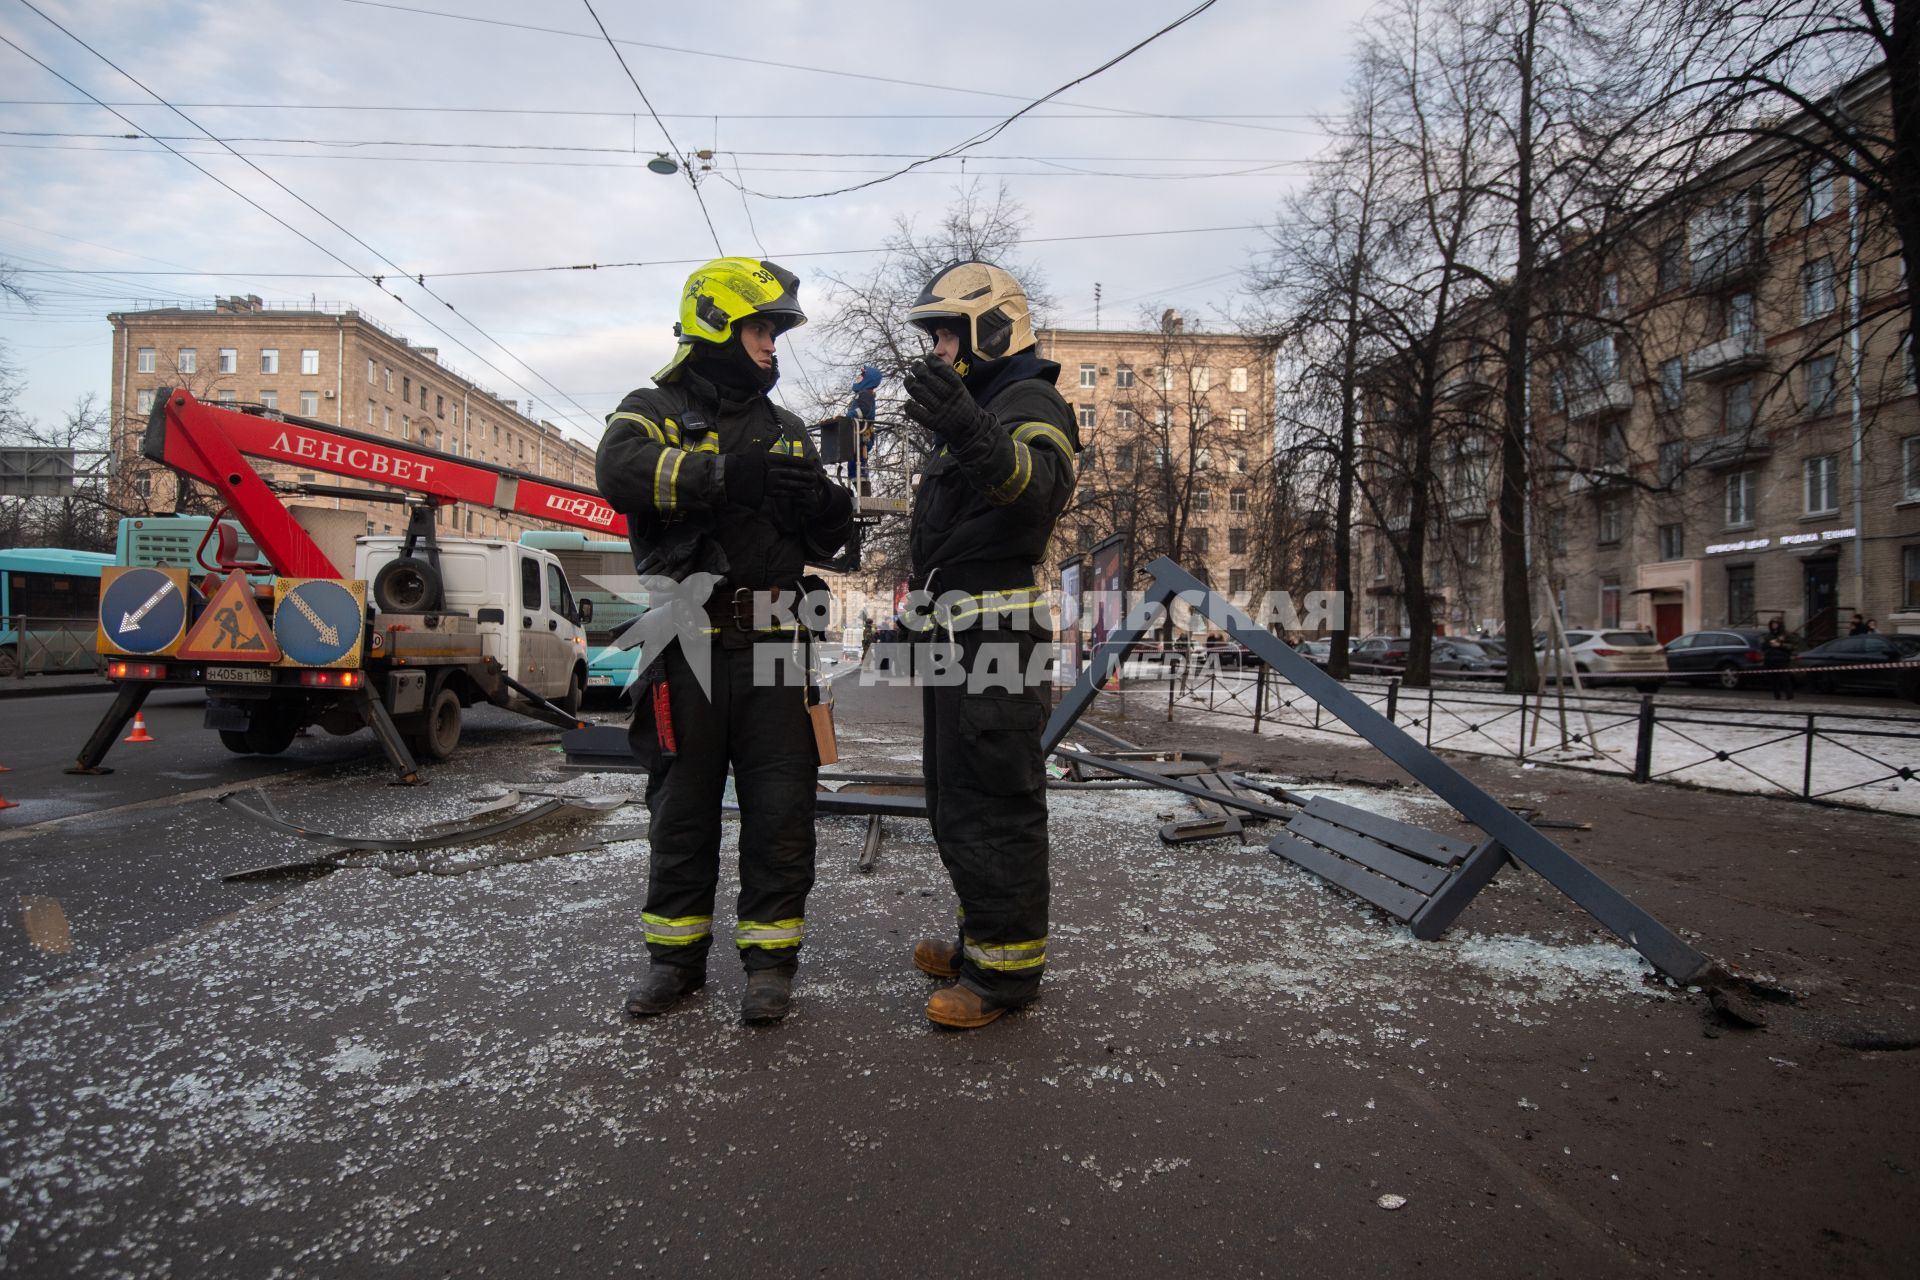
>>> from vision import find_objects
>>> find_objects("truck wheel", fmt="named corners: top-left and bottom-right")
top-left (373, 556), bottom-right (443, 613)
top-left (1715, 662), bottom-right (1742, 690)
top-left (560, 667), bottom-right (584, 717)
top-left (244, 716), bottom-right (299, 755)
top-left (219, 729), bottom-right (253, 754)
top-left (410, 687), bottom-right (462, 760)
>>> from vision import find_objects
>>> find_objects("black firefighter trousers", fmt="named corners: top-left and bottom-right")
top-left (630, 637), bottom-right (818, 974)
top-left (920, 622), bottom-right (1051, 1003)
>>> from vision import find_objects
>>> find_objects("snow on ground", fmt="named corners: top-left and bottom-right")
top-left (0, 724), bottom-right (1666, 1269)
top-left (1150, 667), bottom-right (1920, 815)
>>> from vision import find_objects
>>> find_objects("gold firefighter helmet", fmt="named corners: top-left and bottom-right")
top-left (658, 257), bottom-right (806, 380)
top-left (906, 260), bottom-right (1034, 375)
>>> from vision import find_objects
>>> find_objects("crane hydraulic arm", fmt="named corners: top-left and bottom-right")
top-left (142, 387), bottom-right (625, 575)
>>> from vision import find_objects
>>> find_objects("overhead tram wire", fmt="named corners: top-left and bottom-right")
top-left (718, 0), bottom-right (1224, 202)
top-left (334, 0), bottom-right (1303, 136)
top-left (11, 221), bottom-right (1276, 280)
top-left (578, 0), bottom-right (723, 257)
top-left (12, 4), bottom-right (606, 440)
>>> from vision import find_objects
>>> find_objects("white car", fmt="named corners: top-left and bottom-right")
top-left (1535, 629), bottom-right (1667, 692)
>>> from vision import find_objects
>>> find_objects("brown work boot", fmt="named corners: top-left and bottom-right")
top-left (912, 937), bottom-right (959, 978)
top-left (927, 984), bottom-right (1030, 1029)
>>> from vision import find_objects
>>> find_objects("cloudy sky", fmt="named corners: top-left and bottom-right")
top-left (1, 0), bottom-right (1360, 442)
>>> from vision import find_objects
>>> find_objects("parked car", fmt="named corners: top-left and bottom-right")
top-left (1535, 629), bottom-right (1667, 692)
top-left (1295, 638), bottom-right (1332, 667)
top-left (1792, 634), bottom-right (1920, 700)
top-left (1349, 635), bottom-right (1410, 671)
top-left (1662, 628), bottom-right (1770, 689)
top-left (1431, 637), bottom-right (1506, 676)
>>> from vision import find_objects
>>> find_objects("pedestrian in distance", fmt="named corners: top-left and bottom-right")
top-left (900, 260), bottom-right (1081, 1029)
top-left (1849, 613), bottom-right (1869, 636)
top-left (1763, 616), bottom-right (1795, 701)
top-left (861, 613), bottom-right (876, 667)
top-left (595, 257), bottom-right (854, 1026)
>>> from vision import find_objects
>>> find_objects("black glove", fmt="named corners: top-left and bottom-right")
top-left (903, 358), bottom-right (988, 444)
top-left (724, 452), bottom-right (770, 508)
top-left (765, 453), bottom-right (828, 511)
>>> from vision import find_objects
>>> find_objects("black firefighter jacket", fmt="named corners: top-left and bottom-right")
top-left (908, 352), bottom-right (1080, 595)
top-left (596, 367), bottom-right (851, 589)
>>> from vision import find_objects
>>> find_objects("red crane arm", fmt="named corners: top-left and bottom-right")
top-left (143, 388), bottom-right (627, 577)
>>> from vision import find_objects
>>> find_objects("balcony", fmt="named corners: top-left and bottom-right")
top-left (1568, 466), bottom-right (1630, 495)
top-left (1567, 379), bottom-right (1633, 422)
top-left (1689, 432), bottom-right (1773, 470)
top-left (1690, 228), bottom-right (1764, 292)
top-left (1686, 330), bottom-right (1768, 382)
top-left (1440, 375), bottom-right (1497, 404)
top-left (1447, 495), bottom-right (1489, 522)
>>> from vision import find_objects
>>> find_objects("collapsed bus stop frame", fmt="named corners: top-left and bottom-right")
top-left (1042, 556), bottom-right (1711, 984)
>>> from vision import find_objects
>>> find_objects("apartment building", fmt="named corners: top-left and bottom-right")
top-left (1037, 314), bottom-right (1277, 600)
top-left (1358, 73), bottom-right (1917, 643)
top-left (107, 297), bottom-right (597, 543)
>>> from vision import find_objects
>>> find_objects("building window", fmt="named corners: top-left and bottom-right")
top-left (177, 348), bottom-right (197, 374)
top-left (1727, 293), bottom-right (1755, 338)
top-left (1190, 527), bottom-right (1210, 554)
top-left (1724, 381), bottom-right (1754, 434)
top-left (1905, 545), bottom-right (1920, 610)
top-left (1725, 470), bottom-right (1755, 527)
top-left (1229, 568), bottom-right (1248, 594)
top-left (1806, 354), bottom-right (1838, 416)
top-left (137, 347), bottom-right (155, 373)
top-left (1658, 523), bottom-right (1684, 561)
top-left (1579, 333), bottom-right (1617, 386)
top-left (1229, 366), bottom-right (1248, 393)
top-left (135, 388), bottom-right (155, 414)
top-left (1549, 369), bottom-right (1567, 413)
top-left (1116, 408), bottom-right (1135, 431)
top-left (1156, 367), bottom-right (1174, 393)
top-left (1802, 257), bottom-right (1836, 320)
top-left (1804, 453), bottom-right (1839, 515)
top-left (1598, 498), bottom-right (1622, 545)
top-left (436, 393), bottom-right (445, 418)
top-left (1597, 422), bottom-right (1626, 469)
top-left (1229, 407), bottom-right (1248, 432)
top-left (1601, 272), bottom-right (1620, 311)
top-left (1231, 448), bottom-right (1248, 474)
top-left (1464, 524), bottom-right (1485, 566)
top-left (366, 398), bottom-right (376, 423)
top-left (1115, 445), bottom-right (1135, 470)
top-left (1372, 542), bottom-right (1386, 580)
top-left (402, 415), bottom-right (410, 441)
top-left (217, 389), bottom-right (236, 404)
top-left (1190, 367), bottom-right (1211, 393)
top-left (383, 407), bottom-right (392, 433)
top-left (260, 349), bottom-right (279, 375)
top-left (1806, 159), bottom-right (1837, 222)
top-left (1660, 357), bottom-right (1684, 410)
top-left (1658, 236), bottom-right (1684, 291)
top-left (217, 348), bottom-right (237, 374)
top-left (1229, 487), bottom-right (1249, 514)
top-left (1077, 405), bottom-right (1096, 430)
top-left (259, 390), bottom-right (278, 411)
top-left (384, 367), bottom-right (393, 391)
top-left (367, 357), bottom-right (376, 384)
top-left (1229, 526), bottom-right (1248, 554)
top-left (419, 385), bottom-right (428, 409)
top-left (1194, 405), bottom-right (1212, 432)
top-left (1904, 435), bottom-right (1920, 500)
top-left (1728, 564), bottom-right (1756, 624)
top-left (1600, 576), bottom-right (1621, 628)
top-left (1115, 364), bottom-right (1134, 389)
top-left (301, 349), bottom-right (320, 375)
top-left (1659, 439), bottom-right (1686, 485)
top-left (1078, 363), bottom-right (1097, 388)
top-left (402, 375), bottom-right (411, 402)
top-left (300, 391), bottom-right (319, 417)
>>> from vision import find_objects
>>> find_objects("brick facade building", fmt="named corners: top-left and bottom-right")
top-left (107, 297), bottom-right (596, 543)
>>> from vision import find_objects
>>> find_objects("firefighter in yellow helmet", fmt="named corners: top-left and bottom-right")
top-left (901, 260), bottom-right (1080, 1028)
top-left (596, 257), bottom-right (854, 1025)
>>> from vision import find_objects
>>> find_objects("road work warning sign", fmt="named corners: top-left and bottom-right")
top-left (177, 571), bottom-right (281, 662)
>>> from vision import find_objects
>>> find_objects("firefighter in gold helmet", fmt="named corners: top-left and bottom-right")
top-left (595, 257), bottom-right (854, 1025)
top-left (900, 260), bottom-right (1080, 1028)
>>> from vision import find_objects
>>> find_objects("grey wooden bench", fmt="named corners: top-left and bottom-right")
top-left (1268, 796), bottom-right (1508, 939)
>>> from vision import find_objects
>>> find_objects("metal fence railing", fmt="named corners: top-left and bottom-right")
top-left (1096, 656), bottom-right (1920, 815)
top-left (2, 616), bottom-right (102, 678)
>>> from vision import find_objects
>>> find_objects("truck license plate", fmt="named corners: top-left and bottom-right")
top-left (206, 665), bottom-right (272, 684)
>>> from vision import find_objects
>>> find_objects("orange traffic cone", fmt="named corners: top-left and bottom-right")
top-left (0, 761), bottom-right (15, 809)
top-left (124, 713), bottom-right (155, 744)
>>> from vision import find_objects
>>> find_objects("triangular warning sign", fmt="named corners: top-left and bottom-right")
top-left (178, 571), bottom-right (282, 662)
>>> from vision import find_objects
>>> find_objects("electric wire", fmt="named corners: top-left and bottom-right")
top-left (8, 5), bottom-right (606, 437)
top-left (577, 0), bottom-right (724, 256)
top-left (718, 0), bottom-right (1225, 201)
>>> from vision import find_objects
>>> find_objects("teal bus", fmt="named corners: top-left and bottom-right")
top-left (518, 530), bottom-right (648, 701)
top-left (116, 514), bottom-right (263, 574)
top-left (0, 547), bottom-right (115, 675)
